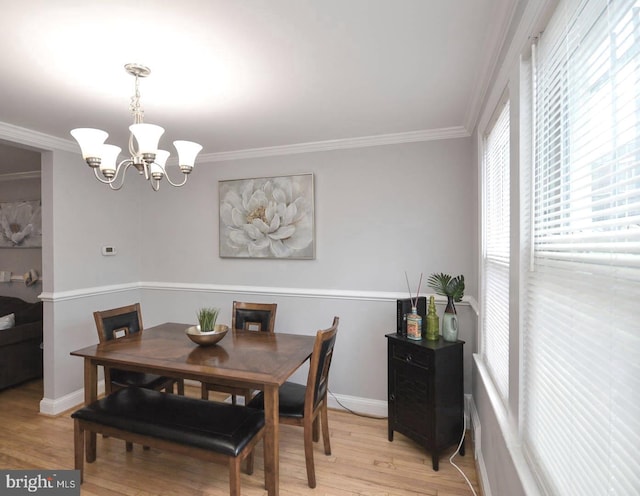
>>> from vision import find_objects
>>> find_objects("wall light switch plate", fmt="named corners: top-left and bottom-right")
top-left (101, 246), bottom-right (117, 256)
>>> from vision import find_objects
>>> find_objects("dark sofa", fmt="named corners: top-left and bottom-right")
top-left (0, 296), bottom-right (43, 390)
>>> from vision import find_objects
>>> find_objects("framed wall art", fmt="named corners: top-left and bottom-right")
top-left (0, 200), bottom-right (42, 248)
top-left (219, 173), bottom-right (315, 259)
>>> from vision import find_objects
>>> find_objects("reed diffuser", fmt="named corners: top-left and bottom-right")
top-left (404, 272), bottom-right (423, 340)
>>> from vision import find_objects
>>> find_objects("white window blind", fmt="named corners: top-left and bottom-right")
top-left (523, 0), bottom-right (640, 494)
top-left (482, 98), bottom-right (511, 402)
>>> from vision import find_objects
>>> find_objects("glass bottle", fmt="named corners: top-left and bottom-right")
top-left (406, 307), bottom-right (422, 340)
top-left (426, 296), bottom-right (440, 341)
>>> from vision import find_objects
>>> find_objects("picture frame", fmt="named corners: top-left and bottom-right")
top-left (0, 200), bottom-right (42, 248)
top-left (219, 173), bottom-right (315, 259)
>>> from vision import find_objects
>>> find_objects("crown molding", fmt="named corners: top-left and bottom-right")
top-left (0, 170), bottom-right (41, 182)
top-left (0, 120), bottom-right (471, 165)
top-left (463, 0), bottom-right (519, 133)
top-left (0, 122), bottom-right (77, 152)
top-left (477, 0), bottom-right (556, 134)
top-left (199, 127), bottom-right (470, 163)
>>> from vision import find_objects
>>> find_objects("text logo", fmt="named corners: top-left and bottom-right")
top-left (0, 471), bottom-right (80, 495)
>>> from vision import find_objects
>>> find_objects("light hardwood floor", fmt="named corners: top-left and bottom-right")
top-left (0, 380), bottom-right (481, 496)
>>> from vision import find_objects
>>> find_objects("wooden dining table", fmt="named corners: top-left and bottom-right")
top-left (70, 322), bottom-right (316, 496)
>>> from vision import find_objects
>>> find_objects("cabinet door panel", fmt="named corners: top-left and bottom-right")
top-left (390, 359), bottom-right (432, 440)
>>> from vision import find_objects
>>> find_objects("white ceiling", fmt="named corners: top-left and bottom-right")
top-left (0, 0), bottom-right (515, 166)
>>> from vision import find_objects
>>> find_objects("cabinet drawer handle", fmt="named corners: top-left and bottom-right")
top-left (389, 393), bottom-right (395, 401)
top-left (405, 354), bottom-right (413, 363)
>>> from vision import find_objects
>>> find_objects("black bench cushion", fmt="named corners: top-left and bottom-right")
top-left (248, 382), bottom-right (306, 419)
top-left (71, 387), bottom-right (265, 457)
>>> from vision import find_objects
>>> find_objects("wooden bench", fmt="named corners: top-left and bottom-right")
top-left (71, 387), bottom-right (265, 496)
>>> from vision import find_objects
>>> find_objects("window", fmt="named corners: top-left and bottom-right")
top-left (481, 97), bottom-right (511, 402)
top-left (523, 0), bottom-right (640, 493)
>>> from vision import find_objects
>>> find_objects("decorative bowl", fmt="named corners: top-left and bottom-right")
top-left (186, 324), bottom-right (229, 346)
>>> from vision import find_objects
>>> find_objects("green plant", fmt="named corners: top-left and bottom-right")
top-left (427, 273), bottom-right (465, 302)
top-left (197, 307), bottom-right (220, 332)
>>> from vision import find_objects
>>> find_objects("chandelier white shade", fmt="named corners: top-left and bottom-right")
top-left (71, 63), bottom-right (202, 191)
top-left (98, 144), bottom-right (122, 179)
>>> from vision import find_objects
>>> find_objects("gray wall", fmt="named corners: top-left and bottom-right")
top-left (47, 149), bottom-right (143, 293)
top-left (139, 140), bottom-right (476, 293)
top-left (40, 147), bottom-right (145, 400)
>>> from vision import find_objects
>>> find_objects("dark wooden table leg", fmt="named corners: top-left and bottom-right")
top-left (84, 359), bottom-right (97, 462)
top-left (263, 384), bottom-right (279, 496)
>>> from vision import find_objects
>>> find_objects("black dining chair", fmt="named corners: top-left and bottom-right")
top-left (201, 301), bottom-right (277, 405)
top-left (93, 303), bottom-right (185, 450)
top-left (247, 316), bottom-right (339, 488)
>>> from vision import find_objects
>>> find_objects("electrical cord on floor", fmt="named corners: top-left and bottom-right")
top-left (449, 414), bottom-right (479, 496)
top-left (328, 389), bottom-right (387, 420)
top-left (329, 389), bottom-right (477, 495)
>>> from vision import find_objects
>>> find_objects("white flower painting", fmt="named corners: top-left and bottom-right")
top-left (0, 201), bottom-right (42, 248)
top-left (219, 174), bottom-right (314, 259)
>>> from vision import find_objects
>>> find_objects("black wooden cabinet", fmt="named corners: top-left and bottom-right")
top-left (386, 333), bottom-right (464, 470)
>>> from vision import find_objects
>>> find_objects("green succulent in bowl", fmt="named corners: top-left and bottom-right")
top-left (197, 307), bottom-right (220, 332)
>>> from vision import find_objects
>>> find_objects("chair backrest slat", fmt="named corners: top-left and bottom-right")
top-left (232, 302), bottom-right (277, 333)
top-left (93, 303), bottom-right (143, 343)
top-left (305, 317), bottom-right (339, 412)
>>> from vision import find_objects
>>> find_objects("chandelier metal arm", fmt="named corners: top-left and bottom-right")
top-left (92, 160), bottom-right (137, 191)
top-left (108, 160), bottom-right (138, 191)
top-left (93, 167), bottom-right (116, 185)
top-left (162, 168), bottom-right (190, 188)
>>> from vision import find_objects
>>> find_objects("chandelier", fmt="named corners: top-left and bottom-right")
top-left (70, 63), bottom-right (202, 191)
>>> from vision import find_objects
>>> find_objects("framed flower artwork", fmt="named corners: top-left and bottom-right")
top-left (0, 200), bottom-right (42, 248)
top-left (219, 173), bottom-right (315, 259)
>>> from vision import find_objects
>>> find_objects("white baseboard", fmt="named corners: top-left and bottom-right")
top-left (327, 391), bottom-right (387, 417)
top-left (38, 380), bottom-right (388, 417)
top-left (40, 380), bottom-right (105, 416)
top-left (203, 385), bottom-right (389, 417)
top-left (467, 394), bottom-right (492, 496)
top-left (40, 380), bottom-right (209, 414)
